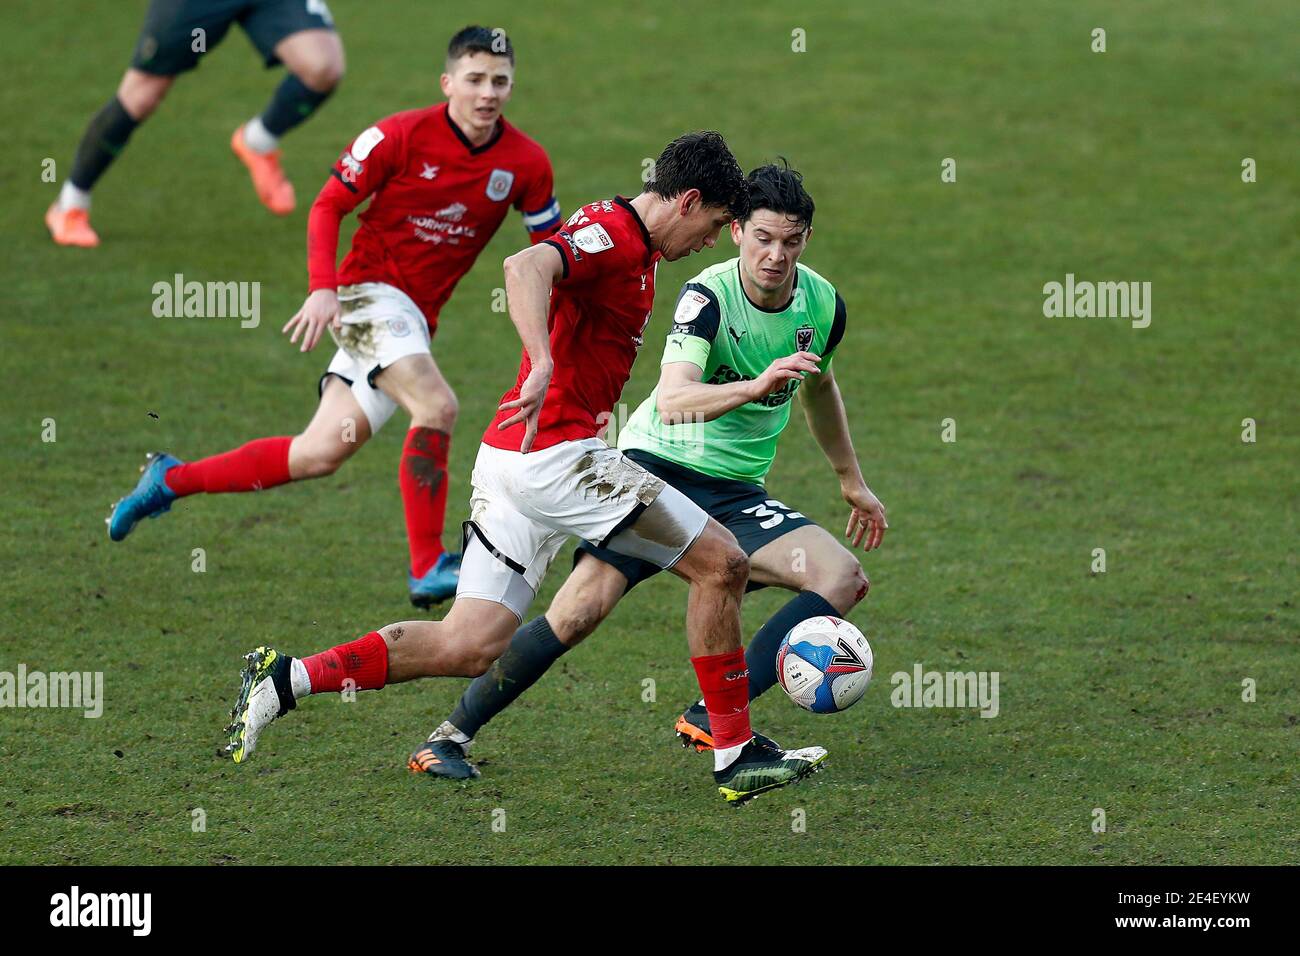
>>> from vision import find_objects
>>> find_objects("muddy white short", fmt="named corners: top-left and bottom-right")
top-left (458, 437), bottom-right (709, 620)
top-left (319, 282), bottom-right (431, 433)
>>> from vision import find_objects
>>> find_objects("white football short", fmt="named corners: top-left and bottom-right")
top-left (457, 437), bottom-right (709, 621)
top-left (319, 282), bottom-right (431, 433)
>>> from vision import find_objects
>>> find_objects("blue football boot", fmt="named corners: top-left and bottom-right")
top-left (107, 452), bottom-right (182, 541)
top-left (409, 551), bottom-right (462, 608)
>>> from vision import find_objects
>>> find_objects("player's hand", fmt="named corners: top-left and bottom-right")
top-left (843, 481), bottom-right (888, 551)
top-left (283, 289), bottom-right (341, 353)
top-left (750, 351), bottom-right (820, 400)
top-left (497, 361), bottom-right (553, 453)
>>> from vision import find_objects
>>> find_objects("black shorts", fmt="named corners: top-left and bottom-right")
top-left (574, 448), bottom-right (816, 593)
top-left (130, 0), bottom-right (335, 76)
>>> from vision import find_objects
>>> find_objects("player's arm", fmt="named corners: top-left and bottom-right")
top-left (285, 123), bottom-right (399, 352)
top-left (497, 242), bottom-right (565, 452)
top-left (656, 360), bottom-right (813, 424)
top-left (656, 285), bottom-right (819, 424)
top-left (798, 294), bottom-right (888, 551)
top-left (516, 153), bottom-right (562, 244)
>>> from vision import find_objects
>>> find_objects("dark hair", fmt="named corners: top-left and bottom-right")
top-left (646, 131), bottom-right (747, 217)
top-left (447, 25), bottom-right (514, 66)
top-left (741, 159), bottom-right (814, 230)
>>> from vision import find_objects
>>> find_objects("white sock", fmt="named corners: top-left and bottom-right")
top-left (242, 117), bottom-right (279, 155)
top-left (289, 657), bottom-right (311, 699)
top-left (713, 737), bottom-right (752, 772)
top-left (58, 181), bottom-right (91, 211)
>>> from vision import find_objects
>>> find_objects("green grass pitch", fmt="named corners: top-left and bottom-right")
top-left (1, 0), bottom-right (1295, 864)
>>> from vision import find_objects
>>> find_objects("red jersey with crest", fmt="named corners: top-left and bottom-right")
top-left (484, 197), bottom-right (660, 452)
top-left (307, 103), bottom-right (560, 333)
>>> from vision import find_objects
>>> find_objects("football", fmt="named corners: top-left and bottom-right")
top-left (776, 616), bottom-right (874, 714)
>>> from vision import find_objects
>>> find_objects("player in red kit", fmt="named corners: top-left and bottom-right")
top-left (223, 133), bottom-right (829, 804)
top-left (107, 27), bottom-right (561, 607)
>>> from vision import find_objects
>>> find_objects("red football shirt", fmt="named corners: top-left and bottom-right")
top-left (307, 103), bottom-right (560, 333)
top-left (484, 197), bottom-right (660, 452)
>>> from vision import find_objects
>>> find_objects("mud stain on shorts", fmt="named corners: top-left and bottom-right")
top-left (573, 451), bottom-right (665, 506)
top-left (338, 287), bottom-right (380, 316)
top-left (335, 320), bottom-right (379, 359)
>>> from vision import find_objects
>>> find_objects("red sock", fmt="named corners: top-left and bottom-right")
top-left (164, 436), bottom-right (293, 496)
top-left (400, 427), bottom-right (450, 576)
top-left (301, 631), bottom-right (389, 694)
top-left (691, 649), bottom-right (752, 751)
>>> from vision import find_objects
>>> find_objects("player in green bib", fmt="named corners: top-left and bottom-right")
top-left (410, 162), bottom-right (889, 778)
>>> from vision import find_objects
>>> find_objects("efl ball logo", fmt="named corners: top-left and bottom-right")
top-left (777, 616), bottom-right (874, 714)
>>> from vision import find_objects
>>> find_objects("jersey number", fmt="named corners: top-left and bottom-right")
top-left (741, 499), bottom-right (804, 530)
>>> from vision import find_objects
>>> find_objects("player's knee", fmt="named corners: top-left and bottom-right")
top-left (550, 599), bottom-right (607, 645)
top-left (710, 546), bottom-right (750, 594)
top-left (295, 54), bottom-right (344, 93)
top-left (819, 559), bottom-right (869, 614)
top-left (117, 71), bottom-right (171, 119)
top-left (291, 437), bottom-right (352, 479)
top-left (410, 385), bottom-right (457, 430)
top-left (461, 653), bottom-right (495, 679)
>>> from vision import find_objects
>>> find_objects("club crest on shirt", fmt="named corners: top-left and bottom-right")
top-left (486, 168), bottom-right (514, 201)
top-left (795, 324), bottom-right (815, 352)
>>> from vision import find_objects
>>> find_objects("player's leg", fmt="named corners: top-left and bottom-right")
top-left (225, 596), bottom-right (521, 763)
top-left (370, 350), bottom-right (462, 607)
top-left (228, 444), bottom-right (561, 764)
top-left (232, 2), bottom-right (343, 215)
top-left (743, 522), bottom-right (870, 696)
top-left (566, 449), bottom-right (824, 799)
top-left (47, 0), bottom-right (231, 245)
top-left (674, 518), bottom-right (869, 749)
top-left (106, 374), bottom-right (370, 542)
top-left (661, 518), bottom-right (752, 759)
top-left (285, 374), bottom-right (373, 477)
top-left (625, 511), bottom-right (825, 800)
top-left (416, 551), bottom-right (635, 778)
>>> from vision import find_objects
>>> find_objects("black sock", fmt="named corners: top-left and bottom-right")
top-left (746, 590), bottom-right (840, 700)
top-left (448, 616), bottom-right (569, 739)
top-left (259, 73), bottom-right (335, 138)
top-left (68, 97), bottom-right (139, 192)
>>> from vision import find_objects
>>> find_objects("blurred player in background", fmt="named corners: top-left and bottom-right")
top-left (414, 162), bottom-right (888, 779)
top-left (223, 133), bottom-right (830, 804)
top-left (106, 26), bottom-right (562, 607)
top-left (47, 0), bottom-right (347, 246)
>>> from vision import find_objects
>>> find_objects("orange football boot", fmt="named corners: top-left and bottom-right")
top-left (45, 203), bottom-right (99, 248)
top-left (230, 126), bottom-right (295, 216)
top-left (674, 703), bottom-right (715, 752)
